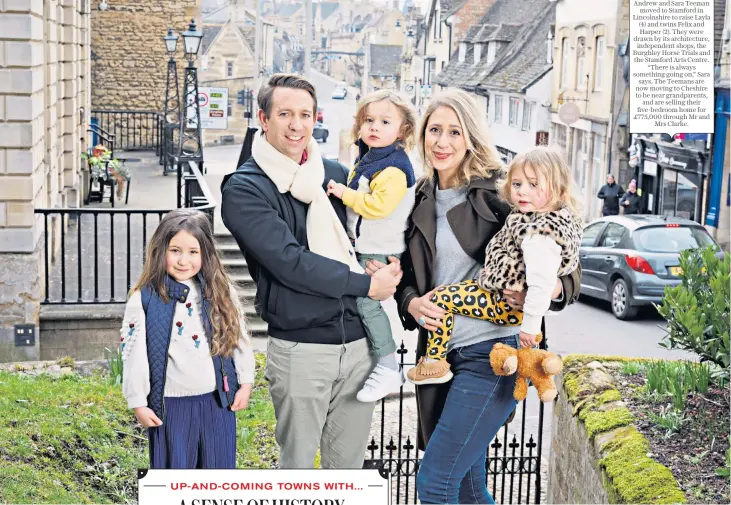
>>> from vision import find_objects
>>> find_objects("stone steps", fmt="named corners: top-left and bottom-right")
top-left (215, 231), bottom-right (267, 337)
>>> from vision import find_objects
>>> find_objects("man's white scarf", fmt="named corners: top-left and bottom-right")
top-left (251, 132), bottom-right (363, 273)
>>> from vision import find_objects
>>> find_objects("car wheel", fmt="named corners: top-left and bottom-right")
top-left (322, 134), bottom-right (328, 143)
top-left (611, 278), bottom-right (638, 320)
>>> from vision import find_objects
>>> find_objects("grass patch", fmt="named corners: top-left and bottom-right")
top-left (0, 353), bottom-right (277, 503)
top-left (0, 371), bottom-right (146, 504)
top-left (236, 354), bottom-right (278, 468)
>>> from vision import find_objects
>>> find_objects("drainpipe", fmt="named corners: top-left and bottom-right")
top-left (445, 15), bottom-right (454, 61)
top-left (422, 19), bottom-right (429, 86)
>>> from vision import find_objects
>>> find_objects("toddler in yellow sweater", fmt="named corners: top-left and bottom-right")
top-left (327, 90), bottom-right (417, 402)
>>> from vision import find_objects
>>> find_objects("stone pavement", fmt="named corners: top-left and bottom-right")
top-left (47, 151), bottom-right (176, 303)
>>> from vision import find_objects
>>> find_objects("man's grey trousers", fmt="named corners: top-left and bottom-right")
top-left (265, 336), bottom-right (378, 468)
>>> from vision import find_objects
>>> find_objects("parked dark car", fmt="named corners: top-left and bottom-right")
top-left (313, 122), bottom-right (329, 143)
top-left (578, 215), bottom-right (718, 319)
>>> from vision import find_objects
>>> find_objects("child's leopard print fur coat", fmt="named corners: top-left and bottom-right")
top-left (477, 207), bottom-right (583, 293)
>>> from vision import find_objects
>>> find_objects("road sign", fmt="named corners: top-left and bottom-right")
top-left (199, 87), bottom-right (228, 130)
top-left (557, 102), bottom-right (580, 125)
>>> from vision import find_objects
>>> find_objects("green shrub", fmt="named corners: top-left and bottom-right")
top-left (657, 247), bottom-right (730, 378)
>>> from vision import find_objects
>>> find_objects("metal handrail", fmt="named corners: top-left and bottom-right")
top-left (91, 110), bottom-right (162, 151)
top-left (36, 159), bottom-right (216, 305)
top-left (87, 123), bottom-right (116, 138)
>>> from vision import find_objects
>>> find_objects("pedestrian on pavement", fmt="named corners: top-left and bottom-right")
top-left (326, 89), bottom-right (418, 402)
top-left (405, 146), bottom-right (583, 392)
top-left (220, 74), bottom-right (402, 469)
top-left (121, 208), bottom-right (255, 469)
top-left (597, 174), bottom-right (624, 216)
top-left (621, 179), bottom-right (642, 215)
top-left (365, 89), bottom-right (581, 504)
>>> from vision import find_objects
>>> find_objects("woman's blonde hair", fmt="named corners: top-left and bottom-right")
top-left (131, 209), bottom-right (247, 357)
top-left (351, 89), bottom-right (417, 151)
top-left (497, 146), bottom-right (583, 218)
top-left (418, 89), bottom-right (504, 187)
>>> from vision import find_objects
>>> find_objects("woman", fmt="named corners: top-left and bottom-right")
top-left (621, 179), bottom-right (642, 215)
top-left (370, 90), bottom-right (581, 504)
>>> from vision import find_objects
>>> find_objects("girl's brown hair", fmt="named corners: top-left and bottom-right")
top-left (131, 209), bottom-right (246, 357)
top-left (418, 89), bottom-right (504, 187)
top-left (351, 89), bottom-right (417, 151)
top-left (497, 146), bottom-right (583, 218)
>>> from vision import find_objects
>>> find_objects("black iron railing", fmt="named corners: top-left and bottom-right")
top-left (364, 341), bottom-right (545, 504)
top-left (36, 161), bottom-right (214, 305)
top-left (91, 110), bottom-right (163, 152)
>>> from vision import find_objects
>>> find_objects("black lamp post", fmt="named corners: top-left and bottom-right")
top-left (178, 19), bottom-right (203, 179)
top-left (162, 27), bottom-right (181, 174)
top-left (176, 18), bottom-right (205, 207)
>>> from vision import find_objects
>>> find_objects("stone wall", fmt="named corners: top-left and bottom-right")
top-left (547, 369), bottom-right (612, 504)
top-left (0, 0), bottom-right (91, 362)
top-left (90, 0), bottom-right (200, 111)
top-left (547, 357), bottom-right (686, 504)
top-left (39, 304), bottom-right (123, 361)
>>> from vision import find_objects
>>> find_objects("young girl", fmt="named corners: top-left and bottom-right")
top-left (406, 146), bottom-right (583, 385)
top-left (121, 208), bottom-right (255, 468)
top-left (327, 90), bottom-right (417, 402)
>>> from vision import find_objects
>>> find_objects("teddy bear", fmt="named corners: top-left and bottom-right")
top-left (489, 335), bottom-right (563, 402)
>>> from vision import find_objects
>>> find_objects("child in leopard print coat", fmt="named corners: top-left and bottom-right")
top-left (406, 146), bottom-right (583, 385)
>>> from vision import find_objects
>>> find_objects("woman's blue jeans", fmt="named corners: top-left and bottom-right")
top-left (416, 335), bottom-right (519, 504)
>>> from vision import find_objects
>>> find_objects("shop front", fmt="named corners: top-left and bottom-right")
top-left (634, 138), bottom-right (710, 223)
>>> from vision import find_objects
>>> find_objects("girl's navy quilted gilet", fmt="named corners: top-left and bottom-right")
top-left (140, 274), bottom-right (239, 419)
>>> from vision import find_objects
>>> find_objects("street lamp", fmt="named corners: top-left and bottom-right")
top-left (98, 0), bottom-right (108, 11)
top-left (177, 18), bottom-right (205, 202)
top-left (164, 27), bottom-right (179, 54)
top-left (182, 18), bottom-right (203, 62)
top-left (162, 27), bottom-right (181, 174)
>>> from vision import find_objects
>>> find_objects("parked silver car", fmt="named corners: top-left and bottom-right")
top-left (579, 215), bottom-right (718, 319)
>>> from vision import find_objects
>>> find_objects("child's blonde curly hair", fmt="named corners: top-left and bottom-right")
top-left (351, 90), bottom-right (417, 151)
top-left (497, 146), bottom-right (583, 219)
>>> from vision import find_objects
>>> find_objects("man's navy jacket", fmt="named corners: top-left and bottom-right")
top-left (220, 156), bottom-right (371, 345)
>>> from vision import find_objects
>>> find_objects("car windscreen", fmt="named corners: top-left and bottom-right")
top-left (633, 226), bottom-right (716, 253)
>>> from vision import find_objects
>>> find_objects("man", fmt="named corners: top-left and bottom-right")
top-left (621, 179), bottom-right (642, 215)
top-left (597, 174), bottom-right (624, 216)
top-left (220, 74), bottom-right (402, 469)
